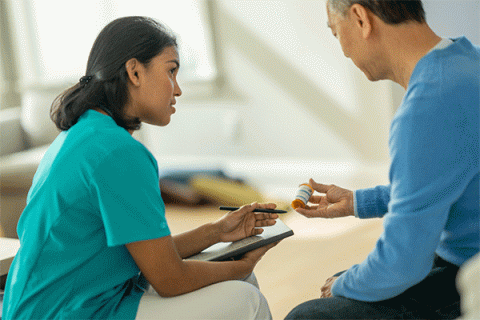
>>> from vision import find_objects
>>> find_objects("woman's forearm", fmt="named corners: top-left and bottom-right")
top-left (155, 259), bottom-right (248, 297)
top-left (172, 222), bottom-right (220, 258)
top-left (127, 235), bottom-right (253, 298)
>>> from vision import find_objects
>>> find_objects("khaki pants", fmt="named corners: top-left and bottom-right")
top-left (135, 273), bottom-right (272, 320)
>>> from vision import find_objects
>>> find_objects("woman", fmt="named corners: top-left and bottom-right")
top-left (2, 16), bottom-right (279, 319)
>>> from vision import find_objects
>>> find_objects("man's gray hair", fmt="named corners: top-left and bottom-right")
top-left (327, 0), bottom-right (353, 16)
top-left (327, 0), bottom-right (426, 25)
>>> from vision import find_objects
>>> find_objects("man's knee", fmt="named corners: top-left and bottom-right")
top-left (285, 299), bottom-right (334, 320)
top-left (285, 296), bottom-right (396, 320)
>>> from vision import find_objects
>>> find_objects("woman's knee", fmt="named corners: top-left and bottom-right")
top-left (136, 280), bottom-right (272, 320)
top-left (224, 280), bottom-right (271, 319)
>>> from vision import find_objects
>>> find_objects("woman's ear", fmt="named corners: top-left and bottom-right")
top-left (125, 58), bottom-right (141, 87)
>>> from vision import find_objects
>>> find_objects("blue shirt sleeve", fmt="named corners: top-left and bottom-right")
top-left (91, 143), bottom-right (171, 247)
top-left (332, 45), bottom-right (479, 301)
top-left (354, 185), bottom-right (391, 219)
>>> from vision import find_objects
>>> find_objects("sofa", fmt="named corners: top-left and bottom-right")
top-left (0, 90), bottom-right (60, 238)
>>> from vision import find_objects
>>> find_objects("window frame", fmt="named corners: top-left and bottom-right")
top-left (3, 0), bottom-right (225, 101)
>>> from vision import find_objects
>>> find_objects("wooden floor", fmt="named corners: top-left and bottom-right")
top-left (166, 204), bottom-right (384, 320)
top-left (0, 201), bottom-right (383, 320)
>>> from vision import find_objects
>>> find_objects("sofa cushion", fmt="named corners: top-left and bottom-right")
top-left (0, 145), bottom-right (49, 191)
top-left (20, 90), bottom-right (59, 148)
top-left (0, 107), bottom-right (26, 156)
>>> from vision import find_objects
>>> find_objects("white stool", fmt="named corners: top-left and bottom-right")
top-left (1, 237), bottom-right (20, 289)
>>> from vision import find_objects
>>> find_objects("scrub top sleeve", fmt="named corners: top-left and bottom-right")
top-left (92, 145), bottom-right (171, 247)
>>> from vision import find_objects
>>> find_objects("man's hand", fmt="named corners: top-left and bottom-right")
top-left (216, 202), bottom-right (278, 243)
top-left (296, 178), bottom-right (354, 219)
top-left (321, 276), bottom-right (338, 298)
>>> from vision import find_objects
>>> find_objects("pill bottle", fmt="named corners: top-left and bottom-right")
top-left (291, 183), bottom-right (314, 209)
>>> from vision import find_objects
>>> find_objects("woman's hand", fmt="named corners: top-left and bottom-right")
top-left (235, 241), bottom-right (280, 278)
top-left (296, 178), bottom-right (354, 219)
top-left (215, 202), bottom-right (278, 243)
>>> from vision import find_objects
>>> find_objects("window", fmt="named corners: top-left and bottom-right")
top-left (10, 0), bottom-right (217, 87)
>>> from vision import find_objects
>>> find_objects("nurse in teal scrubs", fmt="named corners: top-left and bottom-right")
top-left (3, 16), bottom-right (278, 320)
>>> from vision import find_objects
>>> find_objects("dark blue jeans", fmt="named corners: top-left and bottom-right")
top-left (285, 255), bottom-right (460, 319)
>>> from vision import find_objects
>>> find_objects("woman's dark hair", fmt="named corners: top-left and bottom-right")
top-left (328, 0), bottom-right (426, 25)
top-left (51, 16), bottom-right (177, 131)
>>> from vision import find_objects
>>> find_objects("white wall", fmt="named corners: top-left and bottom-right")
top-left (142, 0), bottom-right (396, 195)
top-left (424, 0), bottom-right (480, 45)
top-left (130, 0), bottom-right (480, 197)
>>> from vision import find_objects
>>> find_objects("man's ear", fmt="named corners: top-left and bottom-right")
top-left (125, 58), bottom-right (141, 87)
top-left (350, 4), bottom-right (373, 39)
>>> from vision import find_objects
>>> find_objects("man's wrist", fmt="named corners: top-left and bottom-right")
top-left (353, 191), bottom-right (359, 218)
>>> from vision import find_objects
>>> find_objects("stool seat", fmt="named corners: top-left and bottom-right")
top-left (1, 238), bottom-right (20, 277)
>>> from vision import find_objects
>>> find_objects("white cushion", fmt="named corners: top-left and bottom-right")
top-left (0, 145), bottom-right (48, 190)
top-left (20, 90), bottom-right (60, 148)
top-left (457, 253), bottom-right (480, 320)
top-left (0, 107), bottom-right (25, 156)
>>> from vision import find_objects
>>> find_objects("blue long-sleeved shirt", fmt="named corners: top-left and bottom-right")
top-left (332, 37), bottom-right (480, 301)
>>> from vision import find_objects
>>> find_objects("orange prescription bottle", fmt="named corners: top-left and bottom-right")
top-left (291, 183), bottom-right (314, 209)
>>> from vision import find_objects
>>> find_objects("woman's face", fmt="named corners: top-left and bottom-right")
top-left (126, 46), bottom-right (182, 127)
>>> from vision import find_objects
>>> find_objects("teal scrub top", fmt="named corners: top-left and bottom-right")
top-left (2, 110), bottom-right (171, 319)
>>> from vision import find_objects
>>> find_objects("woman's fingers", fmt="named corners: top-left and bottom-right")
top-left (255, 218), bottom-right (277, 227)
top-left (252, 202), bottom-right (277, 209)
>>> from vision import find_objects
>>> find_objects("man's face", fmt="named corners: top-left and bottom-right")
top-left (326, 3), bottom-right (383, 82)
top-left (327, 4), bottom-right (356, 59)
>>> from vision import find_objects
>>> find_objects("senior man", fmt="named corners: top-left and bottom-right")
top-left (286, 1), bottom-right (479, 319)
